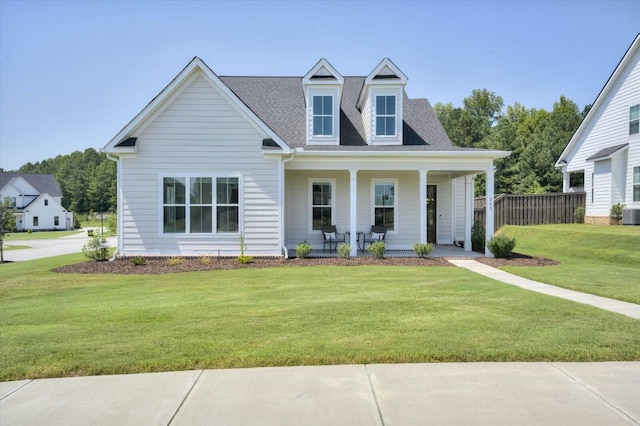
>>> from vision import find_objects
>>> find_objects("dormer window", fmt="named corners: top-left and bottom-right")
top-left (313, 95), bottom-right (333, 136)
top-left (375, 95), bottom-right (396, 136)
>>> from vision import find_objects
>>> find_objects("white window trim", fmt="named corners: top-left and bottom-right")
top-left (311, 95), bottom-right (334, 137)
top-left (630, 104), bottom-right (640, 136)
top-left (633, 166), bottom-right (640, 202)
top-left (158, 173), bottom-right (243, 237)
top-left (374, 95), bottom-right (397, 137)
top-left (308, 178), bottom-right (336, 233)
top-left (306, 87), bottom-right (339, 145)
top-left (371, 178), bottom-right (398, 234)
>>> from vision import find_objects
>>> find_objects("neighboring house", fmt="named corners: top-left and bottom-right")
top-left (102, 57), bottom-right (509, 257)
top-left (0, 173), bottom-right (74, 231)
top-left (557, 34), bottom-right (640, 224)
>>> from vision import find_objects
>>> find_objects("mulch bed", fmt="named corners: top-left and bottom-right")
top-left (53, 252), bottom-right (558, 275)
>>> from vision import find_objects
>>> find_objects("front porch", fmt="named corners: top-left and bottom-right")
top-left (305, 244), bottom-right (485, 259)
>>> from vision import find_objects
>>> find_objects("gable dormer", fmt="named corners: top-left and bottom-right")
top-left (357, 58), bottom-right (408, 145)
top-left (303, 59), bottom-right (344, 145)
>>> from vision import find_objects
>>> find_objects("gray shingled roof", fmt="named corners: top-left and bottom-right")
top-left (0, 173), bottom-right (63, 197)
top-left (220, 76), bottom-right (468, 151)
top-left (586, 143), bottom-right (629, 161)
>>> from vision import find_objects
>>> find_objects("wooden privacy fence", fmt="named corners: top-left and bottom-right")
top-left (474, 192), bottom-right (586, 229)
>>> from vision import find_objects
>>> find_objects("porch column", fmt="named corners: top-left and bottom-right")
top-left (349, 169), bottom-right (358, 257)
top-left (464, 175), bottom-right (473, 252)
top-left (561, 167), bottom-right (570, 192)
top-left (485, 166), bottom-right (495, 258)
top-left (419, 170), bottom-right (428, 244)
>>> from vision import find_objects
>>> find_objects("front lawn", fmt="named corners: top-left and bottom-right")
top-left (4, 230), bottom-right (83, 240)
top-left (498, 225), bottom-right (640, 304)
top-left (1, 254), bottom-right (639, 381)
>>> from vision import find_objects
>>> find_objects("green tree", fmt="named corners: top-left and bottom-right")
top-left (0, 198), bottom-right (17, 263)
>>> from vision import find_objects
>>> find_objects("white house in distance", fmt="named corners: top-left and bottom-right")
top-left (557, 33), bottom-right (640, 225)
top-left (0, 173), bottom-right (74, 231)
top-left (102, 57), bottom-right (509, 257)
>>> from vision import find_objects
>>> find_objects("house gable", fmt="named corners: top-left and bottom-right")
top-left (102, 57), bottom-right (290, 155)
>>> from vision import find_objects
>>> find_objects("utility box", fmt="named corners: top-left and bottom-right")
top-left (622, 209), bottom-right (640, 225)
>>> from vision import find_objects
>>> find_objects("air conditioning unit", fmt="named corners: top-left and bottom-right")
top-left (622, 209), bottom-right (640, 225)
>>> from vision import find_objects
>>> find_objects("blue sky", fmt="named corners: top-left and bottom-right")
top-left (1, 0), bottom-right (638, 171)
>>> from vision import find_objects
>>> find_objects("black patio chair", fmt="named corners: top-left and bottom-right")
top-left (362, 225), bottom-right (387, 251)
top-left (321, 225), bottom-right (346, 252)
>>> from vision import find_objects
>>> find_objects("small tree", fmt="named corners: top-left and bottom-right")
top-left (610, 203), bottom-right (625, 225)
top-left (0, 199), bottom-right (17, 263)
top-left (82, 235), bottom-right (110, 261)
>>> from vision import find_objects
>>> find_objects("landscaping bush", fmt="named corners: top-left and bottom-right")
top-left (471, 221), bottom-right (485, 252)
top-left (130, 256), bottom-right (145, 266)
top-left (487, 234), bottom-right (517, 258)
top-left (574, 206), bottom-right (585, 224)
top-left (367, 241), bottom-right (385, 259)
top-left (82, 236), bottom-right (110, 261)
top-left (610, 203), bottom-right (625, 225)
top-left (295, 241), bottom-right (312, 259)
top-left (337, 243), bottom-right (351, 259)
top-left (238, 232), bottom-right (253, 264)
top-left (167, 257), bottom-right (183, 266)
top-left (413, 242), bottom-right (434, 258)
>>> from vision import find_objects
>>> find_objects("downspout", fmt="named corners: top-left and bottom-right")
top-left (106, 153), bottom-right (121, 261)
top-left (280, 153), bottom-right (295, 258)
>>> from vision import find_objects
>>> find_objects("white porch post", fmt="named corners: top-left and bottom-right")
top-left (562, 166), bottom-right (570, 192)
top-left (419, 170), bottom-right (428, 244)
top-left (349, 169), bottom-right (358, 257)
top-left (485, 166), bottom-right (495, 258)
top-left (464, 175), bottom-right (473, 252)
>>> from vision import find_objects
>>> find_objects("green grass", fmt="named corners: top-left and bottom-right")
top-left (2, 245), bottom-right (30, 251)
top-left (5, 230), bottom-right (83, 240)
top-left (1, 254), bottom-right (639, 381)
top-left (499, 224), bottom-right (640, 304)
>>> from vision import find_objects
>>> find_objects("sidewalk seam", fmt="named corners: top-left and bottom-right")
top-left (166, 369), bottom-right (204, 426)
top-left (0, 380), bottom-right (34, 401)
top-left (549, 363), bottom-right (640, 425)
top-left (364, 365), bottom-right (386, 426)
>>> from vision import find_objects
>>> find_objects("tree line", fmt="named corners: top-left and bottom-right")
top-left (435, 89), bottom-right (589, 195)
top-left (7, 148), bottom-right (116, 214)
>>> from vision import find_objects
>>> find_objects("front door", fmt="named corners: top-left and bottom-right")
top-left (427, 185), bottom-right (437, 244)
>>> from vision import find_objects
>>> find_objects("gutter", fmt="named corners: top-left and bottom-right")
top-left (292, 148), bottom-right (511, 159)
top-left (279, 153), bottom-right (295, 258)
top-left (105, 153), bottom-right (122, 261)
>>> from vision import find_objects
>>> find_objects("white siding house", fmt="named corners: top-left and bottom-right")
top-left (557, 34), bottom-right (640, 224)
top-left (0, 173), bottom-right (74, 231)
top-left (103, 57), bottom-right (509, 257)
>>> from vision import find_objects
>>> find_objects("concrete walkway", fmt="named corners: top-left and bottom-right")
top-left (449, 259), bottom-right (640, 320)
top-left (1, 362), bottom-right (639, 425)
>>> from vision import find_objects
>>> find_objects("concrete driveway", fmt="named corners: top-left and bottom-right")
top-left (3, 231), bottom-right (117, 262)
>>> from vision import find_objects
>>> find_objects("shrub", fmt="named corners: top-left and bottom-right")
top-left (337, 243), bottom-right (351, 259)
top-left (574, 206), bottom-right (585, 224)
top-left (413, 242), bottom-right (434, 258)
top-left (27, 229), bottom-right (33, 235)
top-left (200, 256), bottom-right (211, 265)
top-left (237, 232), bottom-right (253, 264)
top-left (74, 217), bottom-right (82, 229)
top-left (130, 256), bottom-right (145, 266)
top-left (610, 203), bottom-right (625, 225)
top-left (487, 234), bottom-right (517, 258)
top-left (167, 257), bottom-right (183, 266)
top-left (471, 221), bottom-right (485, 252)
top-left (367, 241), bottom-right (385, 259)
top-left (296, 241), bottom-right (312, 259)
top-left (82, 236), bottom-right (110, 261)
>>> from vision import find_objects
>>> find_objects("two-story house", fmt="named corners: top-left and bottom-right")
top-left (0, 173), bottom-right (74, 231)
top-left (102, 57), bottom-right (509, 257)
top-left (557, 34), bottom-right (640, 224)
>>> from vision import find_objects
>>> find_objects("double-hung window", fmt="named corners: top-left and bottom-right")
top-left (310, 180), bottom-right (334, 231)
top-left (373, 180), bottom-right (396, 231)
top-left (375, 95), bottom-right (396, 136)
top-left (634, 166), bottom-right (640, 202)
top-left (630, 104), bottom-right (639, 135)
top-left (312, 95), bottom-right (333, 136)
top-left (162, 176), bottom-right (239, 234)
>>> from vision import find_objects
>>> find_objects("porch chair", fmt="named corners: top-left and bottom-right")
top-left (362, 225), bottom-right (387, 251)
top-left (321, 225), bottom-right (346, 252)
